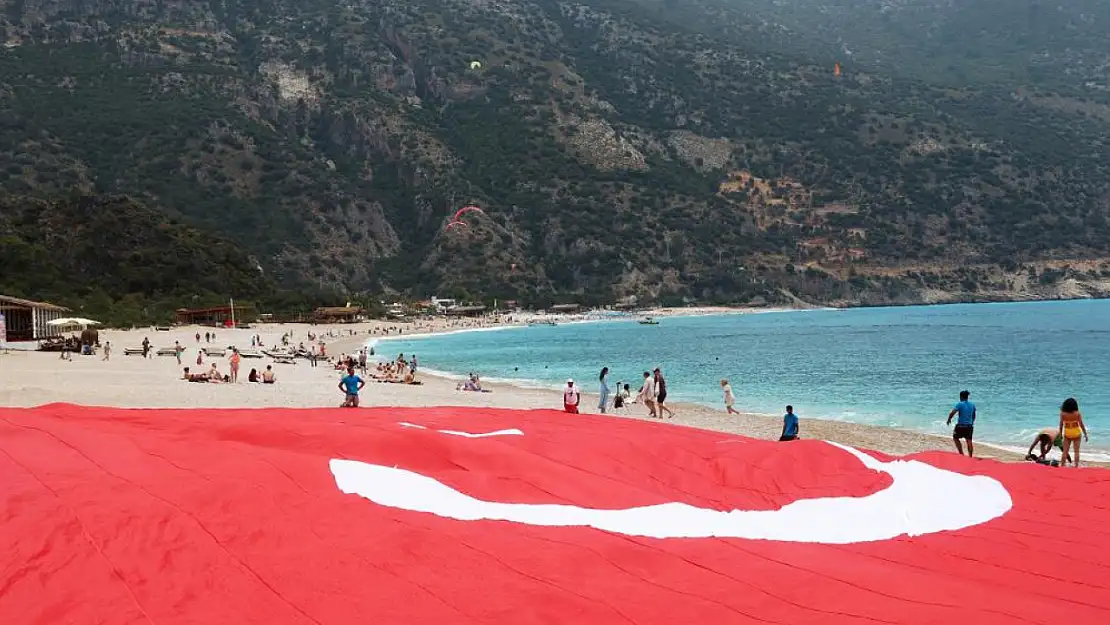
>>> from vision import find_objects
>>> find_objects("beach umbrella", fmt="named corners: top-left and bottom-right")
top-left (47, 317), bottom-right (101, 329)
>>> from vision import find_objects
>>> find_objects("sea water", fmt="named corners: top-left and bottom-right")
top-left (376, 300), bottom-right (1110, 453)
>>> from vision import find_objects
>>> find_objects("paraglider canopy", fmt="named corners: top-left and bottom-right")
top-left (452, 206), bottom-right (485, 222)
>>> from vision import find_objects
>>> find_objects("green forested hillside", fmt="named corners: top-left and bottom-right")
top-left (0, 195), bottom-right (299, 324)
top-left (1, 0), bottom-right (1109, 308)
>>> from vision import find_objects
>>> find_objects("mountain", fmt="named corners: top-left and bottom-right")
top-left (0, 194), bottom-right (285, 324)
top-left (2, 0), bottom-right (1110, 309)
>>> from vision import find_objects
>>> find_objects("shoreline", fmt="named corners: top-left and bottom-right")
top-left (2, 313), bottom-right (1105, 466)
top-left (349, 313), bottom-right (1110, 463)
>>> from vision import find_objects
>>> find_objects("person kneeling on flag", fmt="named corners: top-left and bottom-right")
top-left (563, 379), bottom-right (581, 414)
top-left (339, 366), bottom-right (366, 408)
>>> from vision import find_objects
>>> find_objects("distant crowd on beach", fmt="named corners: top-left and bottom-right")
top-left (557, 367), bottom-right (801, 444)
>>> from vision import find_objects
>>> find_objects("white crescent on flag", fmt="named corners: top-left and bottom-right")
top-left (331, 435), bottom-right (1013, 544)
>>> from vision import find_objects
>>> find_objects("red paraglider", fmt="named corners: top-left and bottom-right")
top-left (444, 205), bottom-right (486, 233)
top-left (452, 205), bottom-right (485, 222)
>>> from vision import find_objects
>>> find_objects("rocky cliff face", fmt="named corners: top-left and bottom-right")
top-left (2, 0), bottom-right (1109, 306)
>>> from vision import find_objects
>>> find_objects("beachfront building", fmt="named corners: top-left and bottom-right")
top-left (0, 294), bottom-right (71, 342)
top-left (445, 305), bottom-right (486, 317)
top-left (174, 304), bottom-right (251, 326)
top-left (430, 297), bottom-right (456, 313)
top-left (550, 303), bottom-right (580, 313)
top-left (313, 306), bottom-right (365, 323)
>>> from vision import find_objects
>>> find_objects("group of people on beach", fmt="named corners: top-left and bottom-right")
top-left (585, 367), bottom-right (675, 418)
top-left (576, 368), bottom-right (801, 441)
top-left (947, 390), bottom-right (1091, 467)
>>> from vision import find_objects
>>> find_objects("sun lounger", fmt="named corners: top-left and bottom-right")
top-left (203, 348), bottom-right (227, 357)
top-left (156, 348), bottom-right (178, 357)
top-left (237, 350), bottom-right (263, 359)
top-left (123, 348), bottom-right (146, 356)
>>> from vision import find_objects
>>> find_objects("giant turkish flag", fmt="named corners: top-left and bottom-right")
top-left (1, 404), bottom-right (1108, 624)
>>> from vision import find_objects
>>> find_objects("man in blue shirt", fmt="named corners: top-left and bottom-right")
top-left (780, 405), bottom-right (799, 442)
top-left (946, 390), bottom-right (977, 457)
top-left (338, 366), bottom-right (366, 408)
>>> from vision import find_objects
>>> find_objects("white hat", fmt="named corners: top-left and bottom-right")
top-left (567, 378), bottom-right (574, 384)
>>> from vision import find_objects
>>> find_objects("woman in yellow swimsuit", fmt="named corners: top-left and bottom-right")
top-left (1058, 398), bottom-right (1089, 467)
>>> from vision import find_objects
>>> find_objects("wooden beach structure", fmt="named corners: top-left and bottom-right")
top-left (313, 306), bottom-right (365, 323)
top-left (445, 305), bottom-right (487, 317)
top-left (174, 304), bottom-right (253, 326)
top-left (0, 295), bottom-right (71, 342)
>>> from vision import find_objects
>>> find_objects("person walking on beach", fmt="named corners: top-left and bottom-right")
top-left (654, 368), bottom-right (675, 418)
top-left (101, 341), bottom-right (111, 361)
top-left (174, 341), bottom-right (183, 365)
top-left (598, 367), bottom-right (611, 414)
top-left (721, 379), bottom-right (738, 414)
top-left (1059, 397), bottom-right (1089, 467)
top-left (780, 406), bottom-right (800, 441)
top-left (141, 337), bottom-right (151, 359)
top-left (946, 390), bottom-right (976, 457)
top-left (639, 371), bottom-right (657, 418)
top-left (339, 366), bottom-right (365, 408)
top-left (563, 379), bottom-right (581, 414)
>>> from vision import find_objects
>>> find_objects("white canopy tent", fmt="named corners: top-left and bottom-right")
top-left (46, 317), bottom-right (102, 330)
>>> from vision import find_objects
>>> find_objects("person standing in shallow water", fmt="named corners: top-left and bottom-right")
top-left (947, 390), bottom-right (977, 457)
top-left (598, 367), bottom-right (610, 414)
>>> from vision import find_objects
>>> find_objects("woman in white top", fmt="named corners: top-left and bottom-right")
top-left (639, 371), bottom-right (657, 418)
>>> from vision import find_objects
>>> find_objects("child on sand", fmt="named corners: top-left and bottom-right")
top-left (1059, 398), bottom-right (1089, 467)
top-left (780, 406), bottom-right (799, 441)
top-left (721, 379), bottom-right (738, 414)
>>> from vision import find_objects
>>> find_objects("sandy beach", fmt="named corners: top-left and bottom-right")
top-left (2, 316), bottom-right (1080, 464)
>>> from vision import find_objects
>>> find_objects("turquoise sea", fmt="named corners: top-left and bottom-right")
top-left (375, 300), bottom-right (1109, 454)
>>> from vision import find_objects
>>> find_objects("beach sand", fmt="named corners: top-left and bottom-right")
top-left (3, 319), bottom-right (1082, 465)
